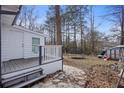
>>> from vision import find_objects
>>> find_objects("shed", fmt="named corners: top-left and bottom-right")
top-left (106, 45), bottom-right (124, 61)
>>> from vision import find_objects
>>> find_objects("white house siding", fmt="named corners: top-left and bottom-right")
top-left (2, 25), bottom-right (45, 62)
top-left (1, 25), bottom-right (24, 62)
top-left (23, 31), bottom-right (44, 58)
top-left (1, 25), bottom-right (10, 62)
top-left (41, 60), bottom-right (62, 75)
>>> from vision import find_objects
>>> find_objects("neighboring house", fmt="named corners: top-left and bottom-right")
top-left (0, 5), bottom-right (63, 88)
top-left (106, 45), bottom-right (124, 61)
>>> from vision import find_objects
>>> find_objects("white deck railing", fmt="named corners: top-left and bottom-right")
top-left (39, 45), bottom-right (62, 64)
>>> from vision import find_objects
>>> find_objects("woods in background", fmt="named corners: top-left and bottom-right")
top-left (44, 5), bottom-right (111, 55)
top-left (16, 5), bottom-right (124, 55)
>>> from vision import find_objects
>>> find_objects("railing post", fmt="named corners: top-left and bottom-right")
top-left (44, 46), bottom-right (45, 61)
top-left (39, 46), bottom-right (42, 65)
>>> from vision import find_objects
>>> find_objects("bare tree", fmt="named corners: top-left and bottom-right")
top-left (120, 6), bottom-right (124, 45)
top-left (17, 6), bottom-right (38, 31)
top-left (106, 6), bottom-right (124, 45)
top-left (17, 6), bottom-right (28, 27)
top-left (90, 6), bottom-right (95, 54)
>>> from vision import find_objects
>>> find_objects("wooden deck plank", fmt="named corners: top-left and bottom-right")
top-left (20, 59), bottom-right (35, 69)
top-left (3, 62), bottom-right (7, 74)
top-left (2, 68), bottom-right (43, 83)
top-left (14, 61), bottom-right (23, 70)
top-left (9, 61), bottom-right (17, 73)
top-left (2, 57), bottom-right (61, 74)
top-left (14, 61), bottom-right (23, 71)
top-left (1, 63), bottom-right (5, 74)
top-left (16, 60), bottom-right (25, 70)
top-left (2, 66), bottom-right (42, 79)
top-left (3, 62), bottom-right (7, 73)
top-left (10, 60), bottom-right (30, 72)
top-left (4, 62), bottom-right (12, 74)
top-left (10, 61), bottom-right (18, 72)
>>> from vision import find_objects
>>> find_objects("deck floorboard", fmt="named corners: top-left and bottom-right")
top-left (2, 57), bottom-right (56, 75)
top-left (2, 58), bottom-right (38, 74)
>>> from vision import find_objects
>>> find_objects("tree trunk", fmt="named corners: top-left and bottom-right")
top-left (79, 7), bottom-right (83, 53)
top-left (120, 6), bottom-right (124, 45)
top-left (73, 25), bottom-right (77, 53)
top-left (53, 21), bottom-right (56, 45)
top-left (67, 22), bottom-right (70, 44)
top-left (55, 5), bottom-right (62, 45)
top-left (90, 6), bottom-right (95, 54)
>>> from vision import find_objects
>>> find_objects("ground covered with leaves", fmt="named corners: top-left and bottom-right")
top-left (31, 54), bottom-right (124, 88)
top-left (64, 54), bottom-right (124, 88)
top-left (85, 65), bottom-right (119, 88)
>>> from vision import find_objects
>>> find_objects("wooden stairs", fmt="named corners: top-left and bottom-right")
top-left (1, 67), bottom-right (46, 88)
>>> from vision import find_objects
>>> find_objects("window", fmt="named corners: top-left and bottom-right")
top-left (32, 37), bottom-right (40, 54)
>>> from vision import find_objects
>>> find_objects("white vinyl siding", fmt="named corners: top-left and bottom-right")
top-left (1, 26), bottom-right (24, 61)
top-left (23, 32), bottom-right (44, 58)
top-left (1, 25), bottom-right (45, 61)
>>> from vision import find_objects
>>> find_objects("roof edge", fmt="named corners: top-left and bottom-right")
top-left (13, 25), bottom-right (47, 37)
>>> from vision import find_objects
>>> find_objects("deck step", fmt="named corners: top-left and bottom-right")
top-left (2, 68), bottom-right (43, 83)
top-left (2, 66), bottom-right (42, 79)
top-left (11, 74), bottom-right (46, 88)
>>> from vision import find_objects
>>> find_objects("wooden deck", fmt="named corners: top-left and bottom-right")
top-left (0, 45), bottom-right (62, 87)
top-left (1, 56), bottom-right (57, 75)
top-left (1, 58), bottom-right (39, 74)
top-left (1, 45), bottom-right (62, 75)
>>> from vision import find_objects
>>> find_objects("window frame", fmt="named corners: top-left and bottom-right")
top-left (32, 37), bottom-right (40, 54)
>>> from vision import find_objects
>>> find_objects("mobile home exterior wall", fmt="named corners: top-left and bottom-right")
top-left (106, 45), bottom-right (124, 60)
top-left (1, 24), bottom-right (45, 62)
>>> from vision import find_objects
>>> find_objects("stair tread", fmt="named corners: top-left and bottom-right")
top-left (2, 68), bottom-right (43, 83)
top-left (2, 66), bottom-right (42, 79)
top-left (11, 74), bottom-right (46, 88)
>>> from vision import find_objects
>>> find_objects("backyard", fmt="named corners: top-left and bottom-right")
top-left (31, 54), bottom-right (124, 88)
top-left (1, 5), bottom-right (124, 88)
top-left (64, 54), bottom-right (124, 88)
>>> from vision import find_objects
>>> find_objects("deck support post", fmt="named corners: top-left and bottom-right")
top-left (39, 46), bottom-right (42, 65)
top-left (0, 5), bottom-right (2, 88)
top-left (44, 47), bottom-right (45, 61)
